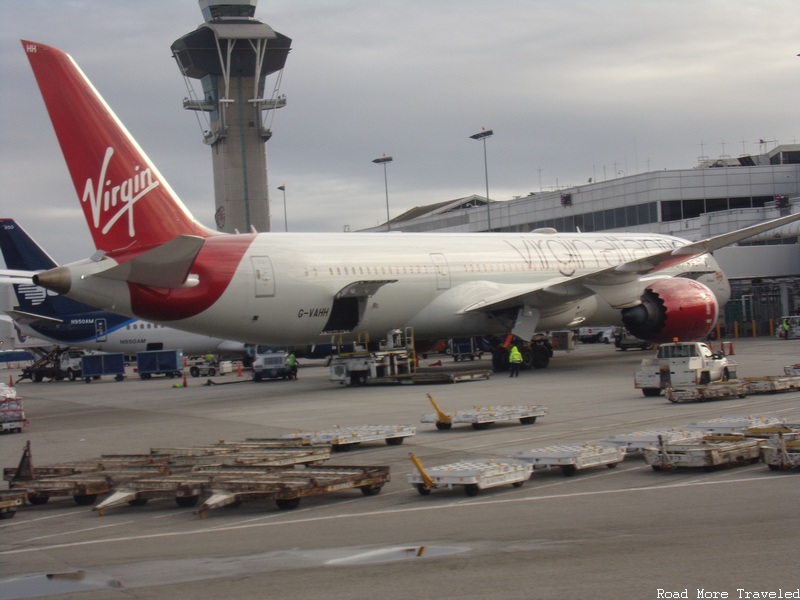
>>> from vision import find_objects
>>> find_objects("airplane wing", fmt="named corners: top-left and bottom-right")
top-left (463, 210), bottom-right (800, 314)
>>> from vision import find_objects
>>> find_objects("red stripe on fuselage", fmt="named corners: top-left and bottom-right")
top-left (127, 235), bottom-right (256, 321)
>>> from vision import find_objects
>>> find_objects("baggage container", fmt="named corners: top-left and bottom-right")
top-left (80, 353), bottom-right (126, 382)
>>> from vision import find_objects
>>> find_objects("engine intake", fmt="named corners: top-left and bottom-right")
top-left (622, 278), bottom-right (718, 344)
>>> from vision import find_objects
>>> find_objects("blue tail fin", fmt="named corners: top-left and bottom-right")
top-left (0, 218), bottom-right (96, 320)
top-left (0, 219), bottom-right (58, 270)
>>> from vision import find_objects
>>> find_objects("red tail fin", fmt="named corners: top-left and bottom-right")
top-left (22, 40), bottom-right (211, 253)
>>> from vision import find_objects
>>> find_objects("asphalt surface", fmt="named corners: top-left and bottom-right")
top-left (1, 338), bottom-right (798, 600)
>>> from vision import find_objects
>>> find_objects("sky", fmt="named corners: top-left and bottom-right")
top-left (1, 0), bottom-right (798, 264)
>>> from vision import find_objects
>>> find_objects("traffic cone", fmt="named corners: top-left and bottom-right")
top-left (182, 373), bottom-right (188, 387)
top-left (237, 362), bottom-right (243, 377)
top-left (8, 374), bottom-right (13, 388)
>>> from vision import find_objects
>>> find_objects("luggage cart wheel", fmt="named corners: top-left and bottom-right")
top-left (276, 498), bottom-right (301, 510)
top-left (360, 484), bottom-right (383, 496)
top-left (416, 484), bottom-right (432, 496)
top-left (175, 495), bottom-right (199, 508)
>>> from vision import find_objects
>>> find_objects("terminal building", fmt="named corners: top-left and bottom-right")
top-left (365, 144), bottom-right (800, 334)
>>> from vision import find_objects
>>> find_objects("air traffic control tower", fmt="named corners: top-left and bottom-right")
top-left (171, 0), bottom-right (291, 233)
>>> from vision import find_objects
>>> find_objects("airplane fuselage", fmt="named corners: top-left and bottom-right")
top-left (52, 231), bottom-right (729, 345)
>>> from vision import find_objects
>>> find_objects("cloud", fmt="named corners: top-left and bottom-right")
top-left (1, 0), bottom-right (797, 264)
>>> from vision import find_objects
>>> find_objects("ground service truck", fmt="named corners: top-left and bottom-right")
top-left (634, 341), bottom-right (736, 397)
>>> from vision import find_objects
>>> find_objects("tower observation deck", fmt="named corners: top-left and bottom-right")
top-left (171, 0), bottom-right (291, 233)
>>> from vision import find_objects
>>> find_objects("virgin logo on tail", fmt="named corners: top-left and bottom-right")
top-left (81, 147), bottom-right (160, 238)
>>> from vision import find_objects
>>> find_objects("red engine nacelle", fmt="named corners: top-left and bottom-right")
top-left (621, 278), bottom-right (718, 344)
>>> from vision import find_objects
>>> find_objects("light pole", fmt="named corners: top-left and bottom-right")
top-left (372, 154), bottom-right (393, 231)
top-left (469, 128), bottom-right (493, 231)
top-left (277, 184), bottom-right (287, 232)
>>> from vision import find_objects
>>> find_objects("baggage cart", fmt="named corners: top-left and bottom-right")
top-left (0, 490), bottom-right (27, 519)
top-left (760, 429), bottom-right (800, 471)
top-left (420, 394), bottom-right (547, 430)
top-left (448, 337), bottom-right (485, 361)
top-left (1, 384), bottom-right (28, 434)
top-left (136, 349), bottom-right (183, 380)
top-left (282, 424), bottom-right (416, 451)
top-left (408, 453), bottom-right (532, 496)
top-left (195, 464), bottom-right (390, 517)
top-left (744, 375), bottom-right (800, 394)
top-left (603, 429), bottom-right (705, 453)
top-left (666, 380), bottom-right (749, 402)
top-left (642, 435), bottom-right (763, 471)
top-left (511, 442), bottom-right (626, 476)
top-left (94, 464), bottom-right (391, 517)
top-left (684, 415), bottom-right (786, 435)
top-left (80, 353), bottom-right (126, 382)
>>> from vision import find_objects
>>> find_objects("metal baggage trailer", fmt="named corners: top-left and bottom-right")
top-left (421, 394), bottom-right (547, 430)
top-left (281, 425), bottom-right (416, 451)
top-left (196, 465), bottom-right (391, 517)
top-left (0, 490), bottom-right (27, 519)
top-left (512, 443), bottom-right (626, 476)
top-left (408, 454), bottom-right (532, 496)
top-left (94, 465), bottom-right (391, 517)
top-left (80, 352), bottom-right (126, 382)
top-left (149, 439), bottom-right (332, 467)
top-left (761, 429), bottom-right (800, 471)
top-left (603, 429), bottom-right (705, 453)
top-left (684, 415), bottom-right (786, 435)
top-left (665, 380), bottom-right (749, 403)
top-left (642, 435), bottom-right (763, 471)
top-left (744, 375), bottom-right (800, 394)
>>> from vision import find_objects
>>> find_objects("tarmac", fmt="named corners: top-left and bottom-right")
top-left (1, 337), bottom-right (798, 600)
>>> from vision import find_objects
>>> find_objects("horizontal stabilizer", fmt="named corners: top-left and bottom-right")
top-left (4, 309), bottom-right (63, 327)
top-left (0, 270), bottom-right (35, 284)
top-left (96, 236), bottom-right (205, 289)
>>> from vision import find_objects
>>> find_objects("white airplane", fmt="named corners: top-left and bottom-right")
top-left (17, 40), bottom-right (800, 361)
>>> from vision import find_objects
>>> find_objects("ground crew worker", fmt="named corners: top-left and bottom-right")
top-left (287, 351), bottom-right (297, 379)
top-left (508, 345), bottom-right (523, 377)
top-left (781, 318), bottom-right (790, 340)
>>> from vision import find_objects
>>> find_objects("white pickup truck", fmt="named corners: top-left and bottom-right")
top-left (634, 341), bottom-right (737, 397)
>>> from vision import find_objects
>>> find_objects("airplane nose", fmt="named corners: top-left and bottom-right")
top-left (32, 266), bottom-right (72, 294)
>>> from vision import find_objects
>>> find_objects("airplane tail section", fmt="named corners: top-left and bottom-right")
top-left (0, 218), bottom-right (58, 271)
top-left (21, 41), bottom-right (213, 254)
top-left (0, 218), bottom-right (95, 323)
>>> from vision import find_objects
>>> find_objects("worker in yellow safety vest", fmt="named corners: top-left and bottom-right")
top-left (508, 345), bottom-right (523, 377)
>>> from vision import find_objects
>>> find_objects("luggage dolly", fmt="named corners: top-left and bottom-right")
top-left (408, 453), bottom-right (532, 497)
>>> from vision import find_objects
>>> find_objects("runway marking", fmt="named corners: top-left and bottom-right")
top-left (1, 472), bottom-right (793, 556)
top-left (0, 509), bottom-right (87, 529)
top-left (23, 521), bottom-right (135, 544)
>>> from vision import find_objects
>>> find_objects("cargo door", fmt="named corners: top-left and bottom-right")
top-left (430, 253), bottom-right (450, 290)
top-left (252, 256), bottom-right (275, 297)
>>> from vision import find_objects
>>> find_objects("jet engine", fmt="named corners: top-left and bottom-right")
top-left (621, 278), bottom-right (718, 344)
